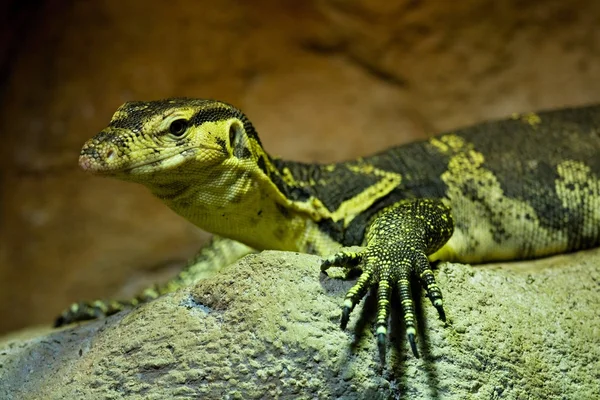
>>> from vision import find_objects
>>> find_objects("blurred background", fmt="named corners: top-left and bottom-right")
top-left (0, 0), bottom-right (598, 335)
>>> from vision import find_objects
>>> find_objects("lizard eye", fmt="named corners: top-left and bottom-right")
top-left (169, 119), bottom-right (188, 137)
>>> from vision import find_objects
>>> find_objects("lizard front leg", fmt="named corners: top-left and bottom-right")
top-left (54, 236), bottom-right (254, 327)
top-left (321, 198), bottom-right (454, 361)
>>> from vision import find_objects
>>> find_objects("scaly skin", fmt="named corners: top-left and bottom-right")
top-left (57, 98), bottom-right (600, 363)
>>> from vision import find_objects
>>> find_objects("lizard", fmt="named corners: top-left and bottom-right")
top-left (55, 98), bottom-right (600, 362)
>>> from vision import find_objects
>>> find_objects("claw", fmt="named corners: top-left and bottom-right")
top-left (320, 259), bottom-right (333, 272)
top-left (434, 303), bottom-right (446, 322)
top-left (375, 278), bottom-right (392, 361)
top-left (407, 330), bottom-right (420, 358)
top-left (340, 305), bottom-right (352, 330)
top-left (321, 249), bottom-right (363, 273)
top-left (53, 316), bottom-right (66, 328)
top-left (338, 268), bottom-right (374, 331)
top-left (417, 257), bottom-right (447, 323)
top-left (377, 332), bottom-right (387, 363)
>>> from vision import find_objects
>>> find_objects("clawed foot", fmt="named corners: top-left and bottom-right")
top-left (321, 199), bottom-right (453, 362)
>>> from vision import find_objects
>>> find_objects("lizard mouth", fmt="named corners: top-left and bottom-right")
top-left (79, 145), bottom-right (223, 175)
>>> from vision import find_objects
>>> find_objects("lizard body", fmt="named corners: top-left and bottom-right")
top-left (59, 99), bottom-right (600, 361)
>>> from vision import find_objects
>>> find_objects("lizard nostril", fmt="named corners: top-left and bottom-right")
top-left (79, 154), bottom-right (91, 170)
top-left (106, 149), bottom-right (115, 160)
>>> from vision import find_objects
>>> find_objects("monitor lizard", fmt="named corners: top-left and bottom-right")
top-left (55, 99), bottom-right (600, 363)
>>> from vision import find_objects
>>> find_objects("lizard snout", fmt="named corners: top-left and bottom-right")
top-left (79, 140), bottom-right (120, 173)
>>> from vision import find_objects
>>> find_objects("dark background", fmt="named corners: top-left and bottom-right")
top-left (1, 0), bottom-right (598, 334)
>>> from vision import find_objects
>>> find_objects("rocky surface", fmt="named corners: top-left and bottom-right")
top-left (1, 0), bottom-right (600, 335)
top-left (1, 250), bottom-right (599, 399)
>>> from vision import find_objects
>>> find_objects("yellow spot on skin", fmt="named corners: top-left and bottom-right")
top-left (429, 134), bottom-right (468, 155)
top-left (376, 326), bottom-right (387, 335)
top-left (429, 137), bottom-right (449, 153)
top-left (442, 134), bottom-right (466, 151)
top-left (143, 288), bottom-right (158, 299)
top-left (555, 160), bottom-right (600, 239)
top-left (430, 135), bottom-right (569, 262)
top-left (521, 112), bottom-right (542, 127)
top-left (332, 166), bottom-right (402, 226)
top-left (281, 167), bottom-right (297, 186)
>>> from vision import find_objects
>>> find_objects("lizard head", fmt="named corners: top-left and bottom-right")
top-left (79, 98), bottom-right (266, 185)
top-left (80, 98), bottom-right (330, 250)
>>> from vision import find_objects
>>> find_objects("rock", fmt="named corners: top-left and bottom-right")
top-left (2, 0), bottom-right (600, 334)
top-left (1, 250), bottom-right (599, 399)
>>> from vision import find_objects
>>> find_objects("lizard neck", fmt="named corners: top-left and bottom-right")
top-left (146, 153), bottom-right (335, 252)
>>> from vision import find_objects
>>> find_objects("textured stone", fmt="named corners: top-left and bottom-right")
top-left (1, 0), bottom-right (600, 333)
top-left (1, 250), bottom-right (599, 399)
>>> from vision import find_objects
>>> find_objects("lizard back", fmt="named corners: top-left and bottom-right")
top-left (277, 105), bottom-right (600, 262)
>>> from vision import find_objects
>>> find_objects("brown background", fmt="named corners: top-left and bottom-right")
top-left (0, 0), bottom-right (599, 334)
